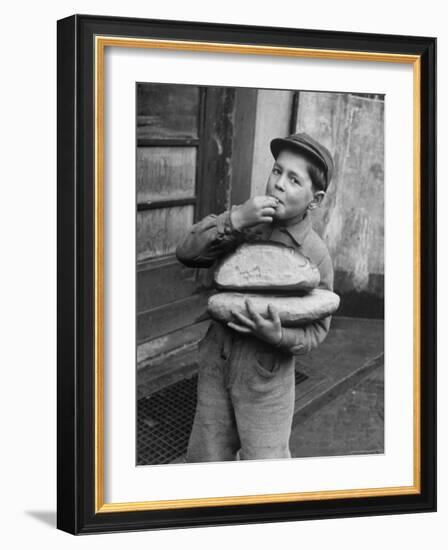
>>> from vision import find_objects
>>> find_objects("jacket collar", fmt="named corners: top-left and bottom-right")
top-left (245, 211), bottom-right (313, 246)
top-left (273, 211), bottom-right (312, 246)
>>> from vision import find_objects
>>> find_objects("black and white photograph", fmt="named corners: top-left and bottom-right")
top-left (1, 0), bottom-right (441, 542)
top-left (53, 9), bottom-right (436, 537)
top-left (135, 82), bottom-right (385, 466)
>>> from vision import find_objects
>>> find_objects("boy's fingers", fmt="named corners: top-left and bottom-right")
top-left (245, 299), bottom-right (264, 324)
top-left (261, 207), bottom-right (276, 216)
top-left (263, 196), bottom-right (279, 207)
top-left (227, 322), bottom-right (252, 334)
top-left (268, 304), bottom-right (281, 324)
top-left (256, 195), bottom-right (277, 205)
top-left (232, 311), bottom-right (256, 329)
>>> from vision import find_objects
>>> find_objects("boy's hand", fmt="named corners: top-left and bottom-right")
top-left (230, 196), bottom-right (279, 230)
top-left (228, 299), bottom-right (282, 346)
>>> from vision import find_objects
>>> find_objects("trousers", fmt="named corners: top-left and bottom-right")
top-left (186, 322), bottom-right (296, 463)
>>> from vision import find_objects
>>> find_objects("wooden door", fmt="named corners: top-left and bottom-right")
top-left (136, 83), bottom-right (236, 367)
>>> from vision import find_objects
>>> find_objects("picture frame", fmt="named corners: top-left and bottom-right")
top-left (57, 14), bottom-right (436, 535)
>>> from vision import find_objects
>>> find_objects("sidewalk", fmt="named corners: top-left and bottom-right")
top-left (289, 315), bottom-right (384, 457)
top-left (290, 364), bottom-right (384, 457)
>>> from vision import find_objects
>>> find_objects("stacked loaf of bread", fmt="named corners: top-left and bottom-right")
top-left (208, 242), bottom-right (340, 326)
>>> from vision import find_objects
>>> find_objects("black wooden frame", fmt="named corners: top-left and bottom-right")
top-left (57, 14), bottom-right (436, 535)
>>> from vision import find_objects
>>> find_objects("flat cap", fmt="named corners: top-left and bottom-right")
top-left (270, 132), bottom-right (334, 190)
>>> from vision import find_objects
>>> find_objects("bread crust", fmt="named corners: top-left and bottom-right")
top-left (208, 289), bottom-right (340, 326)
top-left (214, 242), bottom-right (320, 292)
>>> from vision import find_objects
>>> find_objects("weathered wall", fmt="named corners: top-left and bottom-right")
top-left (249, 90), bottom-right (384, 317)
top-left (295, 92), bottom-right (384, 316)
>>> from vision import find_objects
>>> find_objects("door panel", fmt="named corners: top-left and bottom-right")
top-left (137, 320), bottom-right (210, 367)
top-left (137, 292), bottom-right (212, 343)
top-left (137, 147), bottom-right (197, 203)
top-left (136, 83), bottom-right (205, 360)
top-left (137, 205), bottom-right (195, 261)
top-left (137, 260), bottom-right (198, 312)
top-left (136, 83), bottom-right (240, 365)
top-left (137, 83), bottom-right (199, 140)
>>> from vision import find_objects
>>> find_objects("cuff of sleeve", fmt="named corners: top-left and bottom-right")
top-left (273, 328), bottom-right (306, 355)
top-left (216, 207), bottom-right (244, 238)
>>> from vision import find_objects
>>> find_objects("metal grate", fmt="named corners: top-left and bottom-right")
top-left (137, 375), bottom-right (198, 465)
top-left (137, 370), bottom-right (308, 465)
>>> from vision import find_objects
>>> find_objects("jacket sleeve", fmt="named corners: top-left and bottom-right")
top-left (273, 252), bottom-right (335, 356)
top-left (176, 207), bottom-right (245, 268)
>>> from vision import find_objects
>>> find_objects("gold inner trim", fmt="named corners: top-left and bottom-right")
top-left (97, 36), bottom-right (419, 64)
top-left (99, 486), bottom-right (420, 513)
top-left (94, 35), bottom-right (422, 514)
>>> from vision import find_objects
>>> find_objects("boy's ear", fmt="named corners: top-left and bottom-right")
top-left (308, 191), bottom-right (326, 210)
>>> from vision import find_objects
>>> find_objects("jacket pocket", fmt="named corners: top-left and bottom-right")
top-left (253, 349), bottom-right (279, 378)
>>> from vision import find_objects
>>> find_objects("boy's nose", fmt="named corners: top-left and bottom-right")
top-left (275, 176), bottom-right (286, 191)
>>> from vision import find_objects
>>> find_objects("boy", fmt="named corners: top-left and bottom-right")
top-left (176, 132), bottom-right (335, 462)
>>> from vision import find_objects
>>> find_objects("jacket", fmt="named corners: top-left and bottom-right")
top-left (176, 207), bottom-right (334, 356)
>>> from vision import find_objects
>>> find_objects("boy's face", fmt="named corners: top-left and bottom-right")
top-left (265, 149), bottom-right (322, 221)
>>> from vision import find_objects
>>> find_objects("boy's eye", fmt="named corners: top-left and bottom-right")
top-left (292, 177), bottom-right (301, 185)
top-left (272, 166), bottom-right (281, 174)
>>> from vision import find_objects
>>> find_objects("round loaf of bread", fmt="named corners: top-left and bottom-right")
top-left (214, 242), bottom-right (320, 292)
top-left (208, 289), bottom-right (340, 327)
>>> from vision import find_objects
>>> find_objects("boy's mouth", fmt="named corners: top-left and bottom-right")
top-left (270, 195), bottom-right (283, 205)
